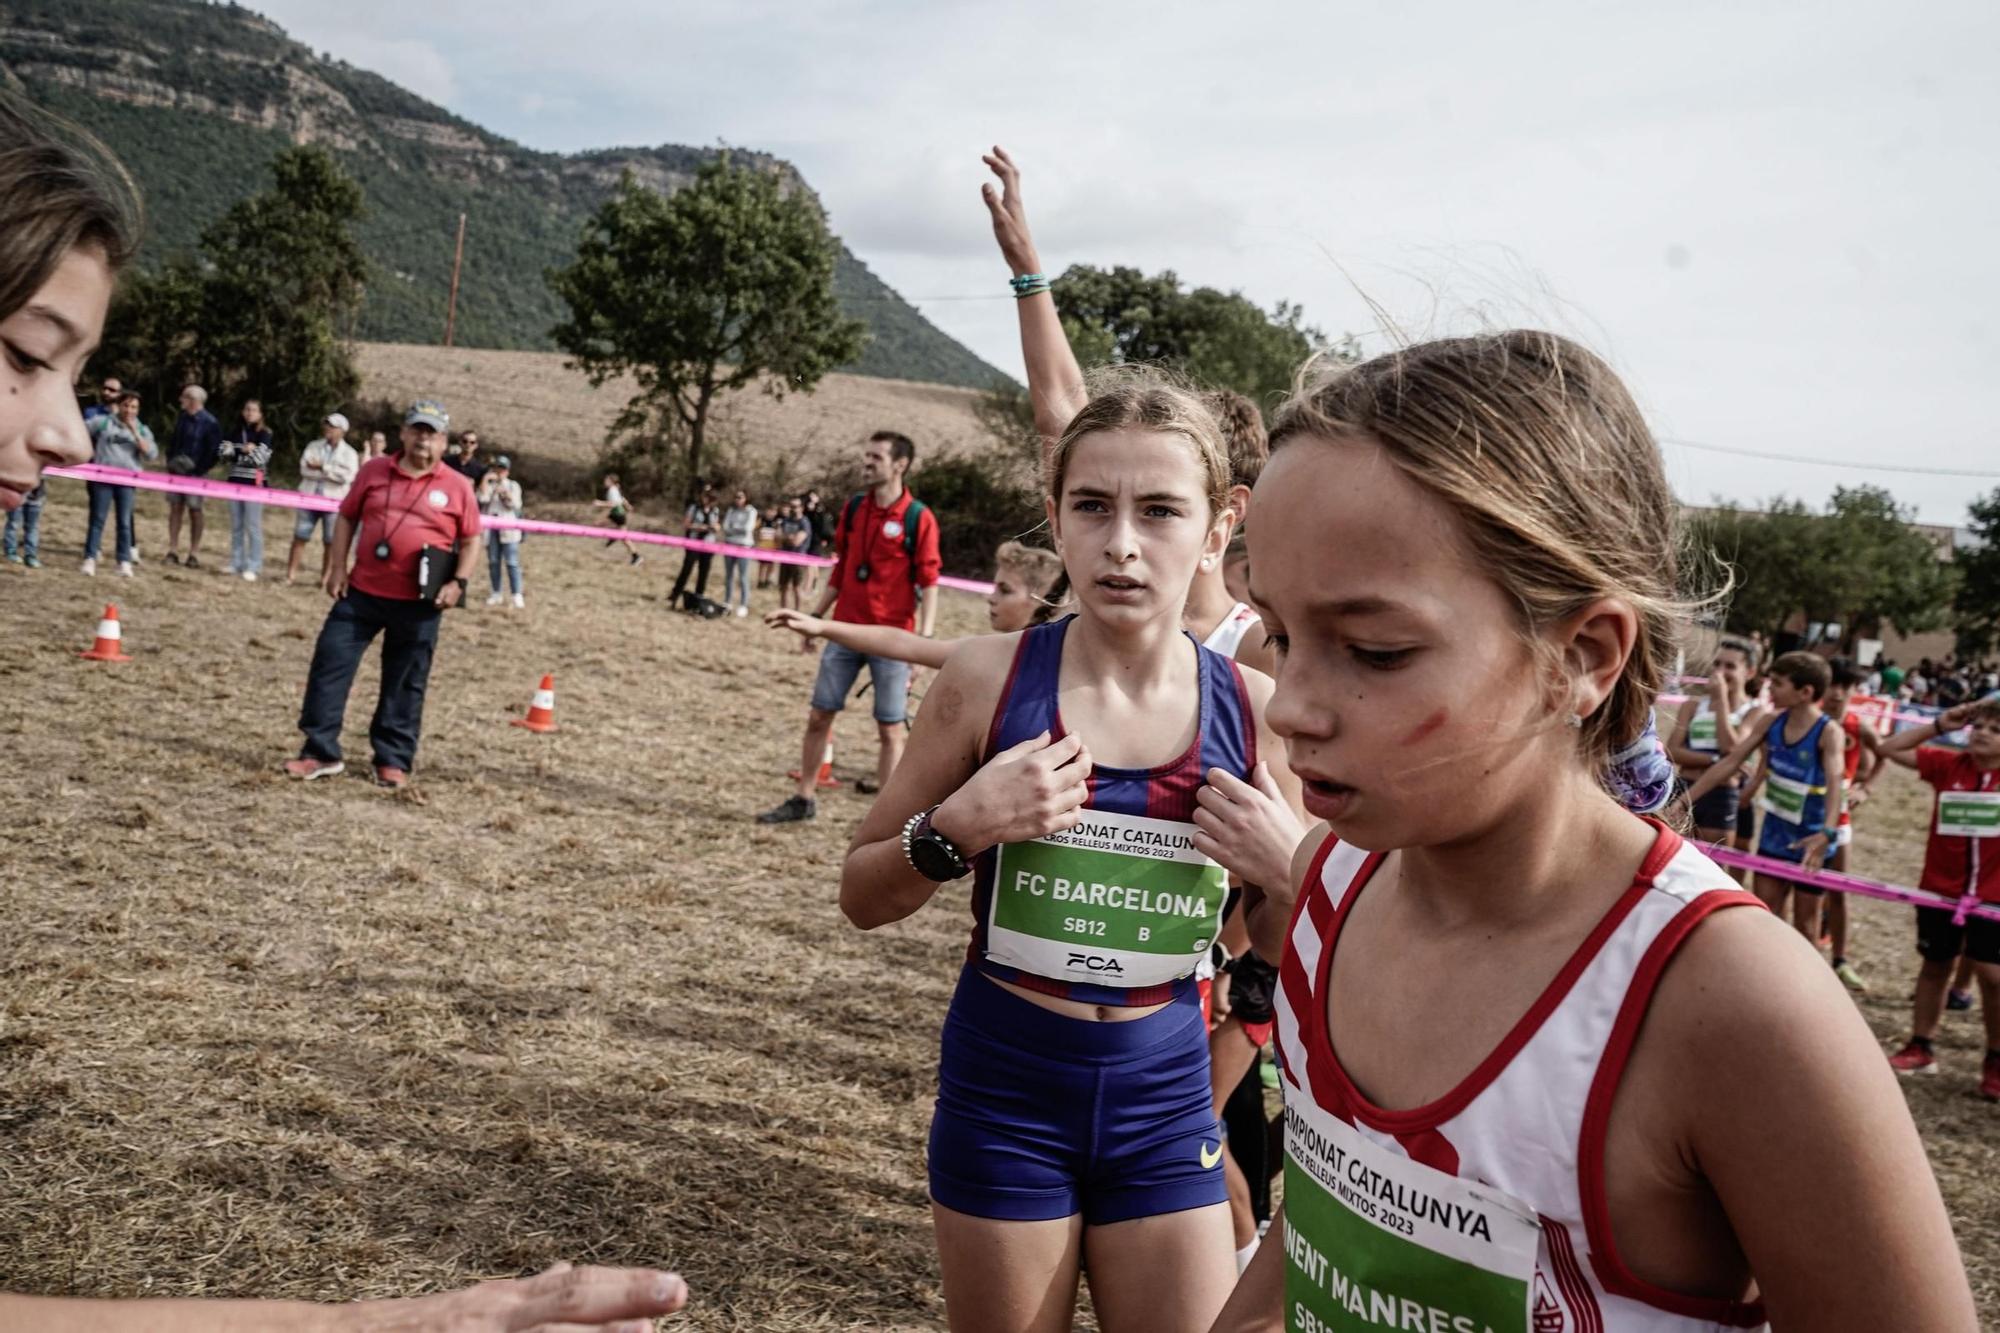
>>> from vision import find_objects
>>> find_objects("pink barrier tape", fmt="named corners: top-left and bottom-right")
top-left (45, 464), bottom-right (998, 595)
top-left (1703, 844), bottom-right (2000, 925)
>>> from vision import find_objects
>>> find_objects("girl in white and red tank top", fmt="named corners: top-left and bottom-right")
top-left (1207, 333), bottom-right (1976, 1333)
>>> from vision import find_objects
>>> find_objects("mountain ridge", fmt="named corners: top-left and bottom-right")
top-left (0, 0), bottom-right (1007, 389)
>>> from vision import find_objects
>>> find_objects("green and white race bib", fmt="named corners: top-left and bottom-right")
top-left (1284, 1103), bottom-right (1541, 1333)
top-left (1937, 790), bottom-right (2000, 838)
top-left (1687, 710), bottom-right (1718, 752)
top-left (987, 808), bottom-right (1227, 989)
top-left (1759, 772), bottom-right (1814, 822)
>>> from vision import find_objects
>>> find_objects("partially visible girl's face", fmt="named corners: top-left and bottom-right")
top-left (242, 402), bottom-right (262, 425)
top-left (1250, 434), bottom-right (1565, 849)
top-left (1047, 427), bottom-right (1227, 631)
top-left (0, 245), bottom-right (113, 513)
top-left (1713, 647), bottom-right (1748, 690)
top-left (986, 565), bottom-right (1039, 633)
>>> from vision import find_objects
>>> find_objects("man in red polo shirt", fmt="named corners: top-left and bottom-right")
top-left (759, 430), bottom-right (940, 823)
top-left (285, 399), bottom-right (481, 789)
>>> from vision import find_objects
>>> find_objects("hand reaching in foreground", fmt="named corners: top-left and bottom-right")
top-left (980, 146), bottom-right (1044, 278)
top-left (348, 1264), bottom-right (688, 1332)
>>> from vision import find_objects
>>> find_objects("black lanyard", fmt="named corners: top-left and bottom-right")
top-left (372, 468), bottom-right (439, 557)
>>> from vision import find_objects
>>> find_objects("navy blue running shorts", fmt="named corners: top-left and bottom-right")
top-left (928, 967), bottom-right (1226, 1226)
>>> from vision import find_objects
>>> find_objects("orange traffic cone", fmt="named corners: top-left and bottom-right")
top-left (79, 603), bottom-right (133, 662)
top-left (511, 673), bottom-right (559, 732)
top-left (789, 741), bottom-right (838, 788)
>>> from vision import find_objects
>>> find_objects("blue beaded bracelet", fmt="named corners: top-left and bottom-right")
top-left (1008, 272), bottom-right (1048, 293)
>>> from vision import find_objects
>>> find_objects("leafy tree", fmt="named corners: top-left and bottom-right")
top-left (1052, 264), bottom-right (1329, 408)
top-left (1689, 487), bottom-right (1955, 645)
top-left (96, 144), bottom-right (366, 452)
top-left (547, 158), bottom-right (867, 498)
top-left (1953, 489), bottom-right (2000, 658)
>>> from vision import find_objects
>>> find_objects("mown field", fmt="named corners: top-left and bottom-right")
top-left (1, 488), bottom-right (1995, 1328)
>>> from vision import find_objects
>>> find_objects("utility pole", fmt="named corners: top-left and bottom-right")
top-left (442, 212), bottom-right (467, 347)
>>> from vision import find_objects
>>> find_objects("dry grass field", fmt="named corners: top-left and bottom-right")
top-left (1, 488), bottom-right (1996, 1328)
top-left (349, 342), bottom-right (993, 502)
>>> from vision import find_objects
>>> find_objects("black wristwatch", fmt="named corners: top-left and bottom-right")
top-left (451, 576), bottom-right (468, 599)
top-left (903, 804), bottom-right (971, 882)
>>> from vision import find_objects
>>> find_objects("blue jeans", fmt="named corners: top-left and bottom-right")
top-left (229, 498), bottom-right (265, 573)
top-left (297, 588), bottom-right (443, 771)
top-left (84, 481), bottom-right (136, 562)
top-left (486, 533), bottom-right (523, 595)
top-left (809, 638), bottom-right (913, 723)
top-left (3, 492), bottom-right (42, 560)
top-left (723, 553), bottom-right (752, 610)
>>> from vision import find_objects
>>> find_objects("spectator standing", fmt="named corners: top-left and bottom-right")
top-left (801, 488), bottom-right (830, 595)
top-left (286, 399), bottom-right (479, 789)
top-left (479, 455), bottom-right (526, 608)
top-left (163, 384), bottom-right (223, 567)
top-left (668, 485), bottom-right (721, 606)
top-left (2, 480), bottom-right (45, 568)
top-left (285, 412), bottom-right (360, 586)
top-left (219, 398), bottom-right (273, 580)
top-left (593, 472), bottom-right (642, 564)
top-left (81, 375), bottom-right (119, 425)
top-left (720, 487), bottom-right (758, 617)
top-left (81, 389), bottom-right (155, 577)
top-left (759, 431), bottom-right (940, 823)
top-left (777, 495), bottom-right (813, 611)
top-left (362, 429), bottom-right (388, 461)
top-left (447, 429), bottom-right (487, 485)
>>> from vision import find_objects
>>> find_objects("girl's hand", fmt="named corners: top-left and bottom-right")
top-left (934, 730), bottom-right (1091, 856)
top-left (1191, 762), bottom-right (1306, 893)
top-left (765, 608), bottom-right (825, 638)
top-left (1795, 830), bottom-right (1831, 874)
top-left (1938, 703), bottom-right (1975, 732)
top-left (980, 146), bottom-right (1044, 277)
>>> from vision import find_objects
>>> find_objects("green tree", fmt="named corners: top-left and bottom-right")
top-left (1052, 264), bottom-right (1329, 408)
top-left (547, 157), bottom-right (867, 497)
top-left (1953, 489), bottom-right (2000, 658)
top-left (96, 144), bottom-right (366, 452)
top-left (1689, 487), bottom-right (1955, 645)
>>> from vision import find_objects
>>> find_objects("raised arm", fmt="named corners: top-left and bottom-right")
top-left (1878, 703), bottom-right (1973, 768)
top-left (982, 147), bottom-right (1088, 456)
top-left (766, 609), bottom-right (957, 670)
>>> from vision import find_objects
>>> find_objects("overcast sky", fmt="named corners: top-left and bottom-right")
top-left (259, 0), bottom-right (2000, 526)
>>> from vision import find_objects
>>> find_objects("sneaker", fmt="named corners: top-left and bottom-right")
top-left (485, 591), bottom-right (504, 606)
top-left (283, 756), bottom-right (345, 781)
top-left (1833, 959), bottom-right (1868, 993)
top-left (1948, 988), bottom-right (1974, 1012)
top-left (629, 552), bottom-right (643, 566)
top-left (736, 605), bottom-right (748, 617)
top-left (23, 555), bottom-right (40, 569)
top-left (185, 553), bottom-right (200, 569)
top-left (165, 552), bottom-right (182, 566)
top-left (855, 776), bottom-right (882, 795)
top-left (374, 765), bottom-right (409, 790)
top-left (116, 561), bottom-right (134, 578)
top-left (242, 570), bottom-right (258, 582)
top-left (1889, 1040), bottom-right (1938, 1076)
top-left (510, 593), bottom-right (525, 609)
top-left (80, 557), bottom-right (96, 577)
top-left (3, 552), bottom-right (17, 564)
top-left (1982, 1053), bottom-right (2000, 1103)
top-left (756, 795), bottom-right (816, 824)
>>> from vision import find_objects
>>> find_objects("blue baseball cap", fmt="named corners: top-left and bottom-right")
top-left (404, 399), bottom-right (449, 431)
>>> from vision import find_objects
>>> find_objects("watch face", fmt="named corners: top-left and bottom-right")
top-left (910, 835), bottom-right (963, 882)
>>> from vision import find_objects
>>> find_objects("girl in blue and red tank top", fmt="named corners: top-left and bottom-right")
top-left (839, 375), bottom-right (1296, 1333)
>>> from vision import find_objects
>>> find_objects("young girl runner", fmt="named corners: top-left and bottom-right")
top-left (592, 472), bottom-right (642, 564)
top-left (1666, 636), bottom-right (1767, 849)
top-left (841, 377), bottom-right (1295, 1332)
top-left (981, 146), bottom-right (1276, 679)
top-left (1208, 331), bottom-right (1975, 1332)
top-left (767, 539), bottom-right (1064, 666)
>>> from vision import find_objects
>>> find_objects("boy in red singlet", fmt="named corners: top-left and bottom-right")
top-left (1874, 700), bottom-right (2000, 1097)
top-left (1209, 332), bottom-right (1975, 1333)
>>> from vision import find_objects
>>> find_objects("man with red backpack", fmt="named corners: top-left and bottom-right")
top-left (759, 431), bottom-right (940, 824)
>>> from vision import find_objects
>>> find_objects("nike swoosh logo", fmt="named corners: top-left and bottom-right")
top-left (1200, 1141), bottom-right (1223, 1170)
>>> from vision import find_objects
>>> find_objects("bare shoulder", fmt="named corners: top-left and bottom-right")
top-left (920, 630), bottom-right (1024, 745)
top-left (1288, 818), bottom-right (1334, 888)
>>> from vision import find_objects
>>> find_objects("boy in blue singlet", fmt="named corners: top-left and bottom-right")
top-left (1687, 651), bottom-right (1846, 942)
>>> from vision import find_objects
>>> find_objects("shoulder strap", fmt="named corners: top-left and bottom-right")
top-left (902, 498), bottom-right (928, 581)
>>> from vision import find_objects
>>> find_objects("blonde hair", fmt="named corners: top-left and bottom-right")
top-left (1046, 369), bottom-right (1231, 518)
top-left (1204, 389), bottom-right (1269, 488)
top-left (994, 539), bottom-right (1064, 600)
top-left (1269, 330), bottom-right (1684, 766)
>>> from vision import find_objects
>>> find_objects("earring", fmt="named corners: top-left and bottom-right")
top-left (1565, 712), bottom-right (1584, 730)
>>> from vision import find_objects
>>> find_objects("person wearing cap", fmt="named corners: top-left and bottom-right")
top-left (477, 454), bottom-right (526, 609)
top-left (285, 412), bottom-right (361, 587)
top-left (286, 399), bottom-right (480, 789)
